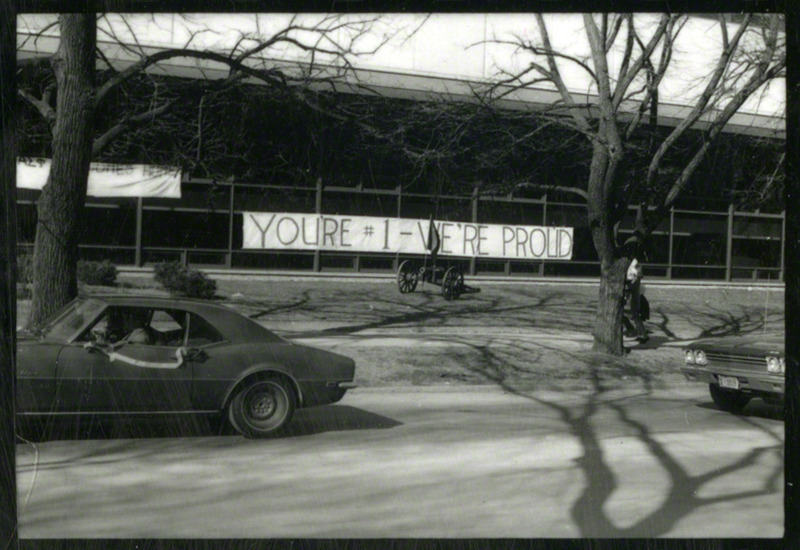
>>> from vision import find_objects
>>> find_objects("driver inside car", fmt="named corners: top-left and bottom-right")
top-left (98, 307), bottom-right (164, 346)
top-left (121, 309), bottom-right (165, 345)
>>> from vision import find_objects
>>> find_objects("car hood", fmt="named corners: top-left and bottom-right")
top-left (689, 334), bottom-right (784, 355)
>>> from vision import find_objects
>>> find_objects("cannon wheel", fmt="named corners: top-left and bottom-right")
top-left (397, 260), bottom-right (419, 294)
top-left (442, 266), bottom-right (464, 300)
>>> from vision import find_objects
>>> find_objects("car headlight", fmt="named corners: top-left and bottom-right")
top-left (684, 350), bottom-right (696, 365)
top-left (694, 350), bottom-right (708, 366)
top-left (766, 356), bottom-right (783, 374)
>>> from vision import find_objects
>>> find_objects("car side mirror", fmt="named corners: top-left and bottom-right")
top-left (183, 347), bottom-right (208, 361)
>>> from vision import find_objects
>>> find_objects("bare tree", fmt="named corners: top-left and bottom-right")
top-left (18, 13), bottom-right (390, 328)
top-left (486, 13), bottom-right (785, 355)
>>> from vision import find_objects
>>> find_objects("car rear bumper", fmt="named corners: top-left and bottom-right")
top-left (298, 380), bottom-right (357, 407)
top-left (680, 366), bottom-right (785, 396)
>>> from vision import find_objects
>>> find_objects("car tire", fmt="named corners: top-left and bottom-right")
top-left (228, 377), bottom-right (295, 438)
top-left (709, 383), bottom-right (750, 414)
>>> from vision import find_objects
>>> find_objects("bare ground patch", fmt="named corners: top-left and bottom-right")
top-left (16, 277), bottom-right (783, 389)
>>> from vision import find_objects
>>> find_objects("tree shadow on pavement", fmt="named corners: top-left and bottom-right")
top-left (225, 282), bottom-right (783, 352)
top-left (647, 303), bottom-right (784, 349)
top-left (460, 340), bottom-right (784, 538)
top-left (16, 404), bottom-right (400, 442)
top-left (291, 291), bottom-right (565, 338)
top-left (280, 405), bottom-right (402, 437)
top-left (695, 399), bottom-right (784, 421)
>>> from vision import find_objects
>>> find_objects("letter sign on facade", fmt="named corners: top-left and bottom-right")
top-left (244, 213), bottom-right (572, 260)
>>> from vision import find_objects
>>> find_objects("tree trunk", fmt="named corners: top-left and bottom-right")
top-left (586, 138), bottom-right (628, 355)
top-left (592, 257), bottom-right (629, 355)
top-left (27, 15), bottom-right (96, 329)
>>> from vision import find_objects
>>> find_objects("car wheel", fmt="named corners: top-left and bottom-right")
top-left (228, 377), bottom-right (295, 438)
top-left (709, 383), bottom-right (750, 413)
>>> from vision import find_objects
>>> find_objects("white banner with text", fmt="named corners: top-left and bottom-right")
top-left (16, 157), bottom-right (182, 198)
top-left (243, 212), bottom-right (573, 260)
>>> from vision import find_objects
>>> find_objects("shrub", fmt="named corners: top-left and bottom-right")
top-left (153, 261), bottom-right (216, 299)
top-left (153, 261), bottom-right (184, 290)
top-left (77, 260), bottom-right (118, 286)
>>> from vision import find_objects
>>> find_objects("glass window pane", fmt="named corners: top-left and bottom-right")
top-left (320, 192), bottom-right (398, 218)
top-left (671, 266), bottom-right (726, 280)
top-left (619, 208), bottom-right (669, 232)
top-left (671, 213), bottom-right (727, 266)
top-left (176, 182), bottom-right (231, 211)
top-left (731, 238), bottom-right (781, 268)
top-left (399, 196), bottom-right (436, 219)
top-left (320, 254), bottom-right (356, 270)
top-left (359, 256), bottom-right (395, 271)
top-left (476, 260), bottom-right (506, 274)
top-left (142, 211), bottom-right (229, 248)
top-left (479, 200), bottom-right (543, 225)
top-left (732, 216), bottom-right (781, 239)
top-left (616, 232), bottom-right (670, 264)
top-left (546, 204), bottom-right (586, 228)
top-left (234, 186), bottom-right (316, 213)
top-left (80, 205), bottom-right (136, 246)
top-left (231, 251), bottom-right (314, 270)
top-left (78, 247), bottom-right (135, 265)
top-left (543, 262), bottom-right (600, 277)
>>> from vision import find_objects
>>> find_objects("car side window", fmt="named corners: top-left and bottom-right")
top-left (148, 309), bottom-right (187, 346)
top-left (186, 313), bottom-right (225, 347)
top-left (80, 311), bottom-right (109, 342)
top-left (80, 306), bottom-right (167, 346)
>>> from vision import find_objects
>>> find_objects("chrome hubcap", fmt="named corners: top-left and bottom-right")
top-left (248, 391), bottom-right (276, 420)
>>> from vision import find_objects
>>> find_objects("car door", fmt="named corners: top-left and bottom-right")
top-left (16, 337), bottom-right (63, 413)
top-left (53, 341), bottom-right (116, 412)
top-left (98, 343), bottom-right (194, 412)
top-left (56, 307), bottom-right (195, 413)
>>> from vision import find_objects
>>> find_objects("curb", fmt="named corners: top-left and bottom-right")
top-left (117, 267), bottom-right (785, 291)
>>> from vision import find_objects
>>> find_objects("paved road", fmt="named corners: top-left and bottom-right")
top-left (16, 385), bottom-right (783, 539)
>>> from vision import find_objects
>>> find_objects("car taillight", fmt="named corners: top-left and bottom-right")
top-left (684, 350), bottom-right (696, 364)
top-left (766, 356), bottom-right (784, 374)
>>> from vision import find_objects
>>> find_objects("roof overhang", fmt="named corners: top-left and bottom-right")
top-left (18, 31), bottom-right (785, 140)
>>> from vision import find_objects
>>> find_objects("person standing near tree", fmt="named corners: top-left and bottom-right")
top-left (625, 255), bottom-right (648, 342)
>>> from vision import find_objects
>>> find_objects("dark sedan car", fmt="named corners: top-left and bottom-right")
top-left (681, 334), bottom-right (784, 413)
top-left (17, 295), bottom-right (357, 438)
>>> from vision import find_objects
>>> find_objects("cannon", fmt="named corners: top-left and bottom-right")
top-left (396, 216), bottom-right (480, 300)
top-left (396, 259), bottom-right (481, 300)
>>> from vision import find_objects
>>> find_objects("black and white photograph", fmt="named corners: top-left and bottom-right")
top-left (0, 2), bottom-right (794, 546)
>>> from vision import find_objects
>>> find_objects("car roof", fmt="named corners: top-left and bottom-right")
top-left (78, 293), bottom-right (280, 343)
top-left (80, 293), bottom-right (225, 309)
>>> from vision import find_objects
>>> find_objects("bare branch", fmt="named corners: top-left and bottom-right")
top-left (605, 14), bottom-right (625, 52)
top-left (644, 24), bottom-right (784, 230)
top-left (92, 99), bottom-right (178, 155)
top-left (535, 14), bottom-right (593, 135)
top-left (611, 14), bottom-right (676, 110)
top-left (644, 14), bottom-right (754, 190)
top-left (514, 181), bottom-right (588, 200)
top-left (17, 88), bottom-right (55, 125)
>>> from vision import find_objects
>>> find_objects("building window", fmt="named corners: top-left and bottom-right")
top-left (142, 210), bottom-right (229, 249)
top-left (671, 212), bottom-right (727, 267)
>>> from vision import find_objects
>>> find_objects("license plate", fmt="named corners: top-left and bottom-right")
top-left (718, 376), bottom-right (740, 390)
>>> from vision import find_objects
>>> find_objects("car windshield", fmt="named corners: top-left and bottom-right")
top-left (42, 298), bottom-right (105, 342)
